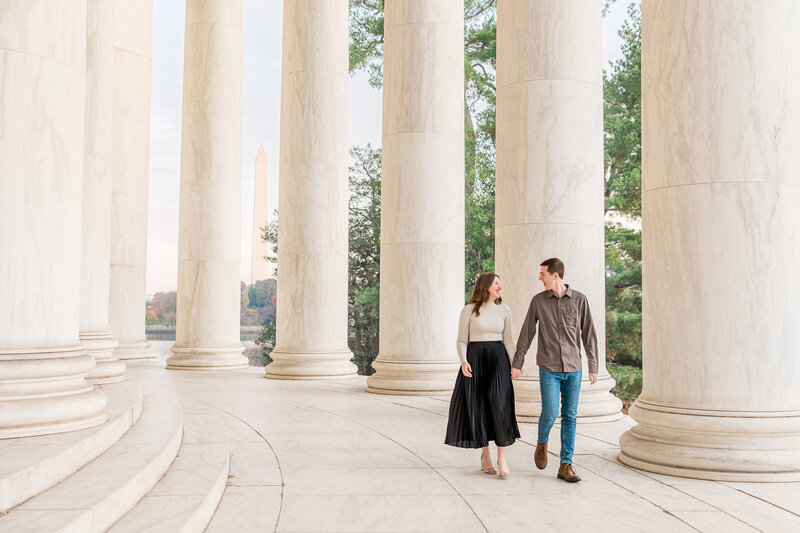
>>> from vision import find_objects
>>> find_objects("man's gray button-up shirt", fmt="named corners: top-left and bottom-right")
top-left (511, 285), bottom-right (599, 374)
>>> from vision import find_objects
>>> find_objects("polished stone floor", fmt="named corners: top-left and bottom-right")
top-left (124, 343), bottom-right (800, 532)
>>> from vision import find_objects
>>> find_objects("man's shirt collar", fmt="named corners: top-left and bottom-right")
top-left (548, 284), bottom-right (572, 299)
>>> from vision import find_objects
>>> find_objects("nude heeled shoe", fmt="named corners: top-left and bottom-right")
top-left (480, 452), bottom-right (497, 475)
top-left (497, 454), bottom-right (510, 478)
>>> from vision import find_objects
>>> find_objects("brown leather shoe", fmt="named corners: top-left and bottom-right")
top-left (534, 441), bottom-right (548, 470)
top-left (557, 462), bottom-right (581, 482)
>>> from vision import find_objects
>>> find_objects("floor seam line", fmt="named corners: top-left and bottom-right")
top-left (578, 457), bottom-right (704, 532)
top-left (634, 468), bottom-right (762, 530)
top-left (286, 398), bottom-right (491, 533)
top-left (198, 402), bottom-right (286, 533)
top-left (721, 483), bottom-right (800, 519)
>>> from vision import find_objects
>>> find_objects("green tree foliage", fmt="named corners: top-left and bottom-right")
top-left (605, 226), bottom-right (642, 366)
top-left (604, 3), bottom-right (643, 398)
top-left (349, 0), bottom-right (384, 88)
top-left (343, 2), bottom-right (645, 400)
top-left (607, 363), bottom-right (642, 412)
top-left (463, 3), bottom-right (497, 294)
top-left (347, 0), bottom-right (501, 325)
top-left (254, 149), bottom-right (384, 375)
top-left (255, 216), bottom-right (278, 365)
top-left (604, 3), bottom-right (642, 218)
top-left (348, 145), bottom-right (382, 374)
top-left (255, 317), bottom-right (275, 366)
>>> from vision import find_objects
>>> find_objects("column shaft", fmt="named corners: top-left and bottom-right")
top-left (619, 0), bottom-right (800, 480)
top-left (265, 0), bottom-right (356, 379)
top-left (495, 0), bottom-right (621, 420)
top-left (109, 0), bottom-right (154, 360)
top-left (366, 0), bottom-right (465, 394)
top-left (0, 0), bottom-right (107, 438)
top-left (82, 0), bottom-right (125, 383)
top-left (166, 0), bottom-right (247, 370)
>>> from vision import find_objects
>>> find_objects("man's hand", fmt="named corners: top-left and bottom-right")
top-left (511, 367), bottom-right (523, 379)
top-left (461, 362), bottom-right (472, 377)
top-left (589, 373), bottom-right (597, 385)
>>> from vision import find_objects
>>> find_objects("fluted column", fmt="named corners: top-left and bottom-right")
top-left (0, 0), bottom-right (108, 438)
top-left (82, 0), bottom-right (125, 383)
top-left (109, 0), bottom-right (154, 360)
top-left (619, 1), bottom-right (800, 481)
top-left (366, 0), bottom-right (464, 394)
top-left (265, 0), bottom-right (356, 379)
top-left (495, 0), bottom-right (621, 421)
top-left (166, 0), bottom-right (247, 370)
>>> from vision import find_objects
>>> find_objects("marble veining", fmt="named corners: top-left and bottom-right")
top-left (167, 0), bottom-right (246, 369)
top-left (109, 3), bottom-right (153, 359)
top-left (367, 0), bottom-right (464, 394)
top-left (620, 0), bottom-right (800, 481)
top-left (81, 0), bottom-right (123, 383)
top-left (495, 0), bottom-right (620, 420)
top-left (0, 0), bottom-right (110, 438)
top-left (269, 0), bottom-right (354, 377)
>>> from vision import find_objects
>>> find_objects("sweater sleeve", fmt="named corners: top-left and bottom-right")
top-left (502, 305), bottom-right (516, 361)
top-left (456, 305), bottom-right (471, 364)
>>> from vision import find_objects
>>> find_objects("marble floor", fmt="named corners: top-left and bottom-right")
top-left (119, 343), bottom-right (800, 533)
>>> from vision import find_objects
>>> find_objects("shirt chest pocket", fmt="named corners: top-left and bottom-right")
top-left (561, 304), bottom-right (579, 330)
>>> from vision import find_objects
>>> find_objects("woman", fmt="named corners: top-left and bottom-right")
top-left (444, 272), bottom-right (520, 478)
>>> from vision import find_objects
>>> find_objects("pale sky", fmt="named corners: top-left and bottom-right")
top-left (146, 0), bottom-right (636, 294)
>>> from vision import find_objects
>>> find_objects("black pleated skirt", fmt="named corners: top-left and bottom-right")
top-left (444, 341), bottom-right (520, 448)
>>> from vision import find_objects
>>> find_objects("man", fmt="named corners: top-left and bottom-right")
top-left (511, 258), bottom-right (598, 482)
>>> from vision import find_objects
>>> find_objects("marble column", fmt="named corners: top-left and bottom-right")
top-left (109, 0), bottom-right (154, 360)
top-left (81, 0), bottom-right (125, 383)
top-left (495, 0), bottom-right (621, 420)
top-left (166, 0), bottom-right (247, 370)
top-left (619, 1), bottom-right (800, 481)
top-left (366, 0), bottom-right (465, 394)
top-left (0, 0), bottom-right (108, 438)
top-left (265, 0), bottom-right (356, 379)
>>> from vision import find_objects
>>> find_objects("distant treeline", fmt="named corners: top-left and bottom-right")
top-left (145, 278), bottom-right (276, 327)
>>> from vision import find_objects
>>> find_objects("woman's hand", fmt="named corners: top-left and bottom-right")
top-left (461, 361), bottom-right (472, 377)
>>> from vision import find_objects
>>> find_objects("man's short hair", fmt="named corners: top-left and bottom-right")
top-left (540, 257), bottom-right (565, 279)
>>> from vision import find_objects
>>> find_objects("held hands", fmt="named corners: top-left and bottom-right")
top-left (464, 364), bottom-right (591, 382)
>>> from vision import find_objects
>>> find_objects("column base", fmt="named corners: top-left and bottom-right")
top-left (0, 346), bottom-right (108, 439)
top-left (81, 331), bottom-right (126, 384)
top-left (619, 399), bottom-right (800, 481)
top-left (513, 373), bottom-right (623, 423)
top-left (166, 344), bottom-right (248, 370)
top-left (265, 348), bottom-right (357, 380)
top-left (366, 359), bottom-right (459, 395)
top-left (113, 338), bottom-right (155, 361)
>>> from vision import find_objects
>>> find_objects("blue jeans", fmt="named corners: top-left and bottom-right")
top-left (538, 369), bottom-right (582, 464)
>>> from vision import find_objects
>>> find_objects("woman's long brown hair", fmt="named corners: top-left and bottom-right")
top-left (466, 272), bottom-right (501, 317)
